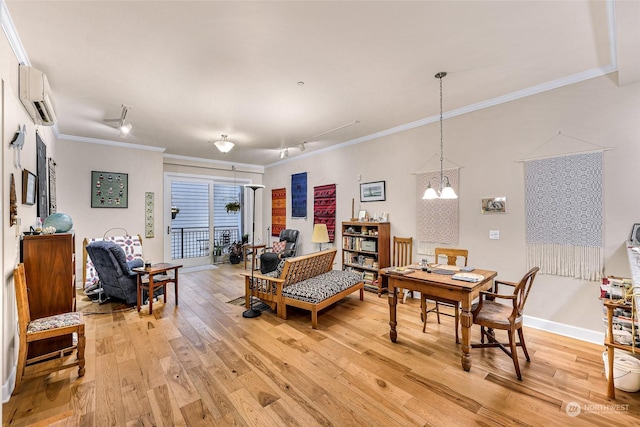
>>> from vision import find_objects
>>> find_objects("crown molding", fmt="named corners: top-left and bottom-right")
top-left (0, 0), bottom-right (29, 65)
top-left (163, 153), bottom-right (264, 174)
top-left (56, 133), bottom-right (166, 152)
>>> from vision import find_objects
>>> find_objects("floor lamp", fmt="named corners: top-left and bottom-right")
top-left (243, 184), bottom-right (265, 318)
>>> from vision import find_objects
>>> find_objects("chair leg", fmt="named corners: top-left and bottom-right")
top-left (435, 301), bottom-right (441, 324)
top-left (77, 326), bottom-right (86, 377)
top-left (454, 305), bottom-right (459, 344)
top-left (518, 327), bottom-right (531, 362)
top-left (508, 329), bottom-right (522, 380)
top-left (12, 339), bottom-right (28, 395)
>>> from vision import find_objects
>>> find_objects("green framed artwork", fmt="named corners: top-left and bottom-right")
top-left (91, 171), bottom-right (128, 208)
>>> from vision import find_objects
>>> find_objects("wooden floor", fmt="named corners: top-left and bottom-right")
top-left (3, 263), bottom-right (639, 426)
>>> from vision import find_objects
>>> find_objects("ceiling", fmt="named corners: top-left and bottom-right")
top-left (4, 1), bottom-right (639, 167)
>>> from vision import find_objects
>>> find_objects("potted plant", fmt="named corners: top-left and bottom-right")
top-left (225, 200), bottom-right (241, 214)
top-left (242, 234), bottom-right (249, 244)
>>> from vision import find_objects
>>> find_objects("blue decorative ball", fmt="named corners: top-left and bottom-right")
top-left (43, 213), bottom-right (73, 233)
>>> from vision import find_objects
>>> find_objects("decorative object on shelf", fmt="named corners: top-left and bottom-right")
top-left (272, 188), bottom-right (286, 236)
top-left (291, 172), bottom-right (307, 218)
top-left (43, 212), bottom-right (73, 233)
top-left (312, 223), bottom-right (330, 251)
top-left (423, 72), bottom-right (458, 200)
top-left (22, 169), bottom-right (37, 205)
top-left (145, 192), bottom-right (154, 238)
top-left (243, 184), bottom-right (265, 319)
top-left (212, 134), bottom-right (235, 153)
top-left (360, 181), bottom-right (386, 202)
top-left (10, 174), bottom-right (18, 226)
top-left (314, 184), bottom-right (336, 241)
top-left (91, 171), bottom-right (128, 208)
top-left (481, 197), bottom-right (506, 214)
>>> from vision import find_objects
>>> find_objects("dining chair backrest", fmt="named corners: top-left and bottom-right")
top-left (434, 248), bottom-right (468, 267)
top-left (514, 267), bottom-right (539, 318)
top-left (393, 237), bottom-right (413, 267)
top-left (14, 264), bottom-right (31, 335)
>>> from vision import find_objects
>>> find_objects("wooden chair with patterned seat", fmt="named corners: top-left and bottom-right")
top-left (12, 263), bottom-right (86, 394)
top-left (471, 267), bottom-right (539, 380)
top-left (421, 247), bottom-right (468, 343)
top-left (392, 236), bottom-right (413, 303)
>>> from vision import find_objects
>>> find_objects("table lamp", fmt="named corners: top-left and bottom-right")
top-left (311, 223), bottom-right (330, 251)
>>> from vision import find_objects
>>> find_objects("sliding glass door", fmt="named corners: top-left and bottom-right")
top-left (164, 173), bottom-right (244, 267)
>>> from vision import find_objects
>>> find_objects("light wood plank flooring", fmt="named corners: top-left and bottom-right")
top-left (3, 263), bottom-right (639, 426)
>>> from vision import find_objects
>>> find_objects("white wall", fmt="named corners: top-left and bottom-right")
top-left (263, 74), bottom-right (640, 337)
top-left (55, 140), bottom-right (165, 282)
top-left (1, 29), bottom-right (59, 399)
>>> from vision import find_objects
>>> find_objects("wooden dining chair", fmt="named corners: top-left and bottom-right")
top-left (421, 247), bottom-right (468, 343)
top-left (392, 237), bottom-right (413, 303)
top-left (12, 263), bottom-right (86, 394)
top-left (471, 267), bottom-right (539, 380)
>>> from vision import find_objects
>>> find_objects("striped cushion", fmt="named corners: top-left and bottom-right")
top-left (282, 270), bottom-right (362, 304)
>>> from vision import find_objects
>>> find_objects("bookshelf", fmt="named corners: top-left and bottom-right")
top-left (341, 221), bottom-right (390, 295)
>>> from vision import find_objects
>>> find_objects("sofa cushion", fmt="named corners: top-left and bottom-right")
top-left (282, 270), bottom-right (362, 304)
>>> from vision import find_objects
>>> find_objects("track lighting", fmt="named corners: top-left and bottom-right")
top-left (299, 142), bottom-right (305, 151)
top-left (280, 148), bottom-right (289, 159)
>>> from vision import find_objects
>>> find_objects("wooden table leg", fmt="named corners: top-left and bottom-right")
top-left (388, 281), bottom-right (397, 343)
top-left (174, 269), bottom-right (179, 306)
top-left (460, 295), bottom-right (473, 371)
top-left (137, 274), bottom-right (142, 312)
top-left (148, 276), bottom-right (154, 315)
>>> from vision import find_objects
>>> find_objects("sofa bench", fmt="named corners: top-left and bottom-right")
top-left (240, 248), bottom-right (364, 328)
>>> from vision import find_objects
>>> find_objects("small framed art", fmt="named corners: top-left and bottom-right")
top-left (481, 197), bottom-right (506, 214)
top-left (22, 169), bottom-right (37, 205)
top-left (630, 223), bottom-right (640, 245)
top-left (91, 171), bottom-right (128, 208)
top-left (360, 181), bottom-right (386, 202)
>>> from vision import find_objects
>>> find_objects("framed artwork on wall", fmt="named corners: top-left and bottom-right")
top-left (22, 169), bottom-right (37, 205)
top-left (360, 181), bottom-right (386, 202)
top-left (481, 197), bottom-right (506, 214)
top-left (91, 171), bottom-right (128, 208)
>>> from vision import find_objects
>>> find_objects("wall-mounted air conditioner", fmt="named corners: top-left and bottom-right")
top-left (19, 64), bottom-right (57, 126)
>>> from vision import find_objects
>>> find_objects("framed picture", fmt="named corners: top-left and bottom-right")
top-left (360, 180), bottom-right (386, 202)
top-left (358, 210), bottom-right (367, 221)
top-left (91, 171), bottom-right (128, 208)
top-left (22, 169), bottom-right (37, 205)
top-left (481, 197), bottom-right (506, 214)
top-left (630, 223), bottom-right (640, 245)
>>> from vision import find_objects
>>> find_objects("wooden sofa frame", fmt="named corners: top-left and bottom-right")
top-left (240, 248), bottom-right (364, 328)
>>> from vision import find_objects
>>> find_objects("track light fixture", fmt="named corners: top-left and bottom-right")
top-left (212, 134), bottom-right (235, 153)
top-left (280, 148), bottom-right (289, 159)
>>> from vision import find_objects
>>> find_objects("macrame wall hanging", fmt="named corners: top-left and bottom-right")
top-left (524, 151), bottom-right (603, 281)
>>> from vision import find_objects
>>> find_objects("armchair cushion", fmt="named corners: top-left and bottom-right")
top-left (272, 241), bottom-right (286, 254)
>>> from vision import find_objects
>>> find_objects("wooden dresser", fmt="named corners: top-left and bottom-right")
top-left (21, 232), bottom-right (76, 358)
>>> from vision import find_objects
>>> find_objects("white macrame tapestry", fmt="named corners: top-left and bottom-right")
top-left (524, 152), bottom-right (603, 281)
top-left (416, 168), bottom-right (459, 254)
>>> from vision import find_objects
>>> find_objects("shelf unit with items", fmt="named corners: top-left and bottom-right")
top-left (600, 243), bottom-right (640, 398)
top-left (341, 221), bottom-right (390, 295)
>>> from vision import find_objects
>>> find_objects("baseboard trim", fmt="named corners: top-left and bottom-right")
top-left (524, 315), bottom-right (604, 345)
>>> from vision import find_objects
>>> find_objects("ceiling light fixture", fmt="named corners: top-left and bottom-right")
top-left (280, 148), bottom-right (289, 159)
top-left (213, 134), bottom-right (235, 153)
top-left (299, 142), bottom-right (305, 151)
top-left (423, 72), bottom-right (457, 200)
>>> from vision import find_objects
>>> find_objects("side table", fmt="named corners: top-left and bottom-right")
top-left (243, 244), bottom-right (266, 271)
top-left (133, 263), bottom-right (183, 315)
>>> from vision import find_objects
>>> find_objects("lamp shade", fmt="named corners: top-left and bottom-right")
top-left (214, 139), bottom-right (234, 153)
top-left (422, 186), bottom-right (439, 200)
top-left (440, 185), bottom-right (458, 199)
top-left (311, 223), bottom-right (330, 243)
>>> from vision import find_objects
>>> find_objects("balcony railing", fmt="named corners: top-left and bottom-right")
top-left (171, 226), bottom-right (241, 259)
